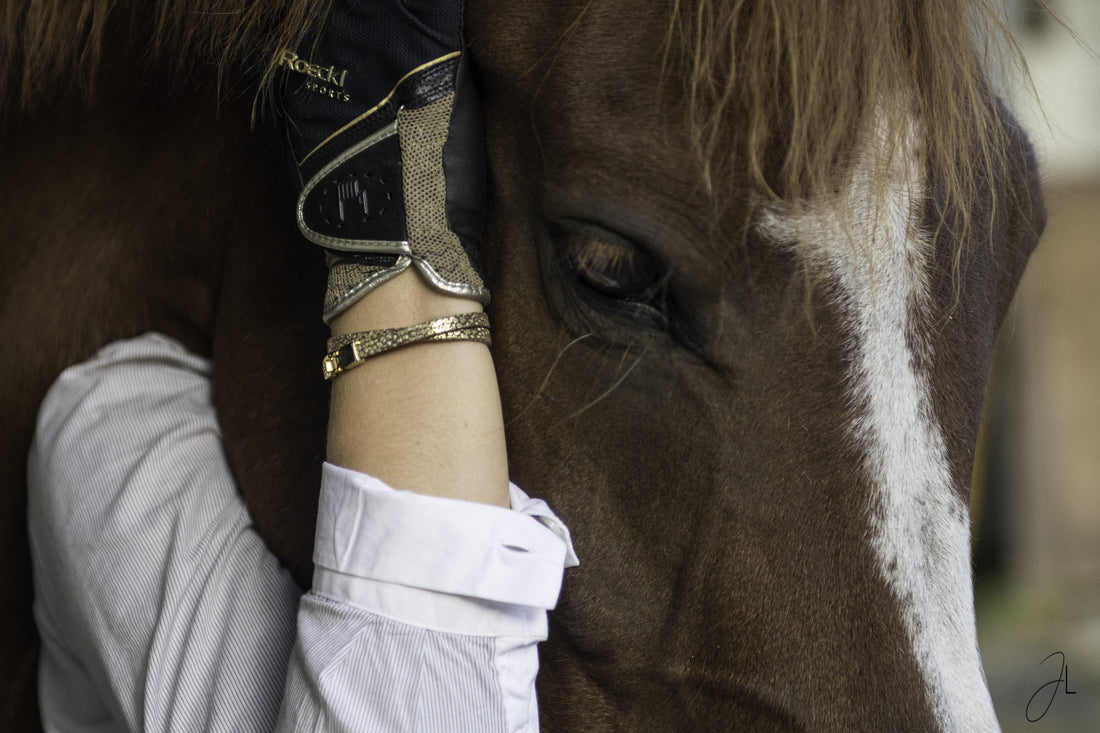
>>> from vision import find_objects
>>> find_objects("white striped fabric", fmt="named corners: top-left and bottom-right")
top-left (28, 333), bottom-right (576, 732)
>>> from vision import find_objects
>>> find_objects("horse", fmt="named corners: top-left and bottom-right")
top-left (0, 0), bottom-right (1045, 729)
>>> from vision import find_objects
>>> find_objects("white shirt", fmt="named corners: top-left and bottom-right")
top-left (27, 333), bottom-right (578, 732)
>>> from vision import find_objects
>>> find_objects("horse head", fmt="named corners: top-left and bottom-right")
top-left (466, 0), bottom-right (1044, 728)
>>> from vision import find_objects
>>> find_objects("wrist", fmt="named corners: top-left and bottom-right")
top-left (330, 269), bottom-right (483, 336)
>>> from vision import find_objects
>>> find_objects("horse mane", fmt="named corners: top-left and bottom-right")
top-left (671, 0), bottom-right (1034, 262)
top-left (0, 0), bottom-right (331, 111)
top-left (2, 0), bottom-right (1031, 257)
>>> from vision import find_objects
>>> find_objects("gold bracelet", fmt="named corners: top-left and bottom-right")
top-left (322, 312), bottom-right (491, 380)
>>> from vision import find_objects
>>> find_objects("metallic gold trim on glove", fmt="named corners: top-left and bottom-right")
top-left (299, 52), bottom-right (461, 166)
top-left (322, 312), bottom-right (491, 380)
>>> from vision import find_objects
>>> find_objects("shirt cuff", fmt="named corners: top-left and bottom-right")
top-left (312, 462), bottom-right (578, 637)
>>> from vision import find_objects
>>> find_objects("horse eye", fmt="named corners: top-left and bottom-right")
top-left (564, 235), bottom-right (662, 302)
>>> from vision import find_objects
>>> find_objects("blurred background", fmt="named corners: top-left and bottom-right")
top-left (975, 1), bottom-right (1100, 729)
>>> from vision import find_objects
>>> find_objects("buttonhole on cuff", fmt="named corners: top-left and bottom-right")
top-left (499, 544), bottom-right (531, 553)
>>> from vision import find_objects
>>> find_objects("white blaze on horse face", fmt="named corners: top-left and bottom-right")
top-left (758, 124), bottom-right (999, 732)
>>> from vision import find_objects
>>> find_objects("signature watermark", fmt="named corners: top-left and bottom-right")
top-left (1026, 651), bottom-right (1076, 722)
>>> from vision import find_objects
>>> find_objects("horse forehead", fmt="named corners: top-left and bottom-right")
top-left (469, 0), bottom-right (674, 90)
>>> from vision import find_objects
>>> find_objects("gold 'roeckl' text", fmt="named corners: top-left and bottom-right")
top-left (279, 50), bottom-right (350, 101)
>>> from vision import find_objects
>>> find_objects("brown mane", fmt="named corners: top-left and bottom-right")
top-left (0, 0), bottom-right (331, 113)
top-left (1, 0), bottom-right (1034, 256)
top-left (670, 0), bottom-right (1037, 266)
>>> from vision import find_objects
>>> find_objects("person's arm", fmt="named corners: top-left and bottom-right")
top-left (28, 335), bottom-right (304, 732)
top-left (277, 277), bottom-right (576, 732)
top-left (326, 270), bottom-right (509, 506)
top-left (27, 323), bottom-right (574, 733)
top-left (270, 0), bottom-right (580, 714)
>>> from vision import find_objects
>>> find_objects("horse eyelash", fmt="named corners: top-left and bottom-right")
top-left (567, 238), bottom-right (638, 274)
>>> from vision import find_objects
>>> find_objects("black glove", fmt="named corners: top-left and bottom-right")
top-left (275, 0), bottom-right (488, 323)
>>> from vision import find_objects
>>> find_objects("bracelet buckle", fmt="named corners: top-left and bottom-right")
top-left (321, 342), bottom-right (361, 380)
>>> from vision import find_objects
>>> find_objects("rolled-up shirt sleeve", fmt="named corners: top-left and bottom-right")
top-left (280, 466), bottom-right (578, 732)
top-left (27, 333), bottom-right (577, 733)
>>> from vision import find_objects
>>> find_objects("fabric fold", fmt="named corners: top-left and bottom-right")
top-left (313, 462), bottom-right (578, 635)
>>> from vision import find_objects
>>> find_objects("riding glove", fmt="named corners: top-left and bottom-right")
top-left (275, 0), bottom-right (488, 323)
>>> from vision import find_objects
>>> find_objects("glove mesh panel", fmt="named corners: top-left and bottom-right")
top-left (398, 95), bottom-right (485, 294)
top-left (323, 257), bottom-right (411, 322)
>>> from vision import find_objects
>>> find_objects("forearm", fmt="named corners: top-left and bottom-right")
top-left (326, 269), bottom-right (509, 507)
